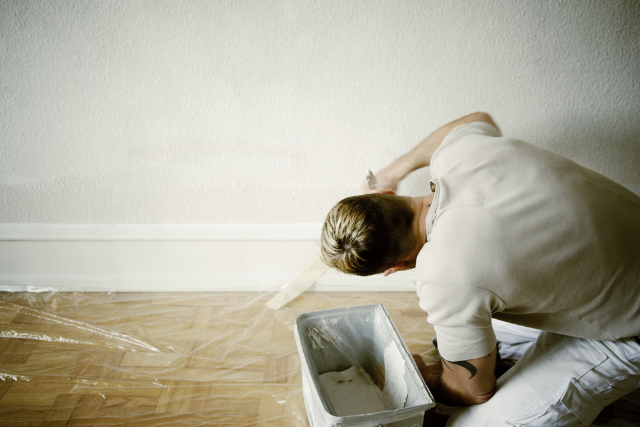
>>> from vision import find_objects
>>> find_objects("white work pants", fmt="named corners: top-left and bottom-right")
top-left (447, 332), bottom-right (640, 426)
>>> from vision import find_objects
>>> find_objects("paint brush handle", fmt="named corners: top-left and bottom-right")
top-left (366, 169), bottom-right (381, 190)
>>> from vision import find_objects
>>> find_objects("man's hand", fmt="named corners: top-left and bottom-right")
top-left (362, 168), bottom-right (404, 194)
top-left (413, 354), bottom-right (460, 416)
top-left (412, 353), bottom-right (443, 390)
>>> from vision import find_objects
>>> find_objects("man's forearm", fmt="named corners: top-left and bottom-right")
top-left (414, 350), bottom-right (497, 407)
top-left (432, 368), bottom-right (495, 406)
top-left (419, 363), bottom-right (484, 406)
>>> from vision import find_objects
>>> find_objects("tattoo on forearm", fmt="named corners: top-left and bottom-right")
top-left (443, 359), bottom-right (477, 379)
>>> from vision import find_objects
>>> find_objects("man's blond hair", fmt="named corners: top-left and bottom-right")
top-left (320, 193), bottom-right (414, 276)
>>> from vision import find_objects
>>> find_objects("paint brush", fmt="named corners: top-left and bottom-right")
top-left (366, 169), bottom-right (381, 190)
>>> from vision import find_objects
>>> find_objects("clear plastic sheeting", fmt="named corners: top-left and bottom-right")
top-left (0, 291), bottom-right (437, 426)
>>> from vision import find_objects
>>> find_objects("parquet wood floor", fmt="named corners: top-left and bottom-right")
top-left (0, 291), bottom-right (437, 426)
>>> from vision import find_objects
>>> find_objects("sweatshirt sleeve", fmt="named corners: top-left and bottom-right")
top-left (430, 121), bottom-right (501, 178)
top-left (413, 276), bottom-right (504, 361)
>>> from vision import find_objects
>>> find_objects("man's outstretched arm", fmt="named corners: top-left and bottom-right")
top-left (414, 347), bottom-right (497, 406)
top-left (369, 112), bottom-right (498, 192)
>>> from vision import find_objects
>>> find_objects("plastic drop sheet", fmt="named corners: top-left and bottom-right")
top-left (0, 291), bottom-right (437, 426)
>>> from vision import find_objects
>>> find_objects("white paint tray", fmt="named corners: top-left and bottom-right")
top-left (294, 304), bottom-right (435, 427)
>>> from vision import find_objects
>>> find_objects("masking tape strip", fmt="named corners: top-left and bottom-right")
top-left (266, 257), bottom-right (329, 310)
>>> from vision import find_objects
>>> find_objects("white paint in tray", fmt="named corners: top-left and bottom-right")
top-left (319, 340), bottom-right (408, 416)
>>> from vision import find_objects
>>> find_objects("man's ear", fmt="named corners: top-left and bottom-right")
top-left (383, 261), bottom-right (411, 276)
top-left (371, 189), bottom-right (396, 195)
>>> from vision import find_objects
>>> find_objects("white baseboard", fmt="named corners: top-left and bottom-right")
top-left (0, 224), bottom-right (416, 292)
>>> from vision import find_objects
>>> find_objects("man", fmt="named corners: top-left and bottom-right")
top-left (320, 112), bottom-right (640, 426)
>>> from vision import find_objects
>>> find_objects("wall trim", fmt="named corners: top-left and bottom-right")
top-left (0, 271), bottom-right (416, 293)
top-left (0, 223), bottom-right (415, 293)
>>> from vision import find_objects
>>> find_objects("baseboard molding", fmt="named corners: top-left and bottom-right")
top-left (0, 224), bottom-right (416, 292)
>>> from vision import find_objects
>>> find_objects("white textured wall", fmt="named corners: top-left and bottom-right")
top-left (2, 0), bottom-right (639, 224)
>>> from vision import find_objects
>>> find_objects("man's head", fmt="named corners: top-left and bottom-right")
top-left (320, 192), bottom-right (418, 276)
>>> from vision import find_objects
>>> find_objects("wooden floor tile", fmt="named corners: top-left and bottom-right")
top-left (66, 394), bottom-right (105, 426)
top-left (42, 393), bottom-right (82, 423)
top-left (0, 339), bottom-right (38, 364)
